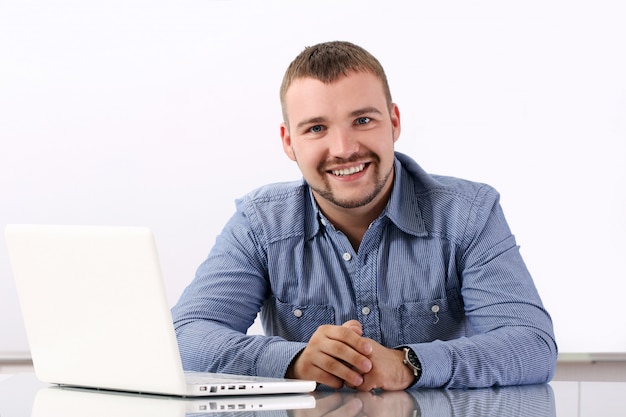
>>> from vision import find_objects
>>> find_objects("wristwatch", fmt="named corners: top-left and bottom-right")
top-left (402, 347), bottom-right (422, 383)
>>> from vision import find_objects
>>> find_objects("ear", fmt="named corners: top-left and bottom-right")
top-left (391, 103), bottom-right (401, 143)
top-left (280, 122), bottom-right (297, 161)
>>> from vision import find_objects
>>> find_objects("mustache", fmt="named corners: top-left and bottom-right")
top-left (318, 152), bottom-right (380, 172)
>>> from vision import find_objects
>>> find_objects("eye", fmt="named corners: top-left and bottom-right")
top-left (355, 117), bottom-right (371, 125)
top-left (308, 125), bottom-right (324, 133)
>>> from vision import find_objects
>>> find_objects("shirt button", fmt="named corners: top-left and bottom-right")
top-left (342, 252), bottom-right (352, 261)
top-left (293, 309), bottom-right (303, 318)
top-left (361, 306), bottom-right (371, 315)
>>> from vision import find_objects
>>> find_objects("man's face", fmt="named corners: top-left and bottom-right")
top-left (280, 71), bottom-right (400, 212)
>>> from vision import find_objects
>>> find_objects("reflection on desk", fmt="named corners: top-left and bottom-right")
top-left (29, 383), bottom-right (555, 417)
top-left (308, 384), bottom-right (555, 417)
top-left (32, 386), bottom-right (315, 416)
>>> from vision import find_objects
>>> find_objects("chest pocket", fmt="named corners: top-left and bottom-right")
top-left (263, 296), bottom-right (336, 342)
top-left (399, 290), bottom-right (468, 343)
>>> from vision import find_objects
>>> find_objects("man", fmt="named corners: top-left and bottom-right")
top-left (172, 41), bottom-right (557, 390)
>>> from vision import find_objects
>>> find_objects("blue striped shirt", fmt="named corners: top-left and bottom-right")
top-left (171, 152), bottom-right (557, 388)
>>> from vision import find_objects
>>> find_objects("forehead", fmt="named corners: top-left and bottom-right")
top-left (284, 72), bottom-right (388, 119)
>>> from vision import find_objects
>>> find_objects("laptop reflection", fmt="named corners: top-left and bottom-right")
top-left (32, 385), bottom-right (315, 416)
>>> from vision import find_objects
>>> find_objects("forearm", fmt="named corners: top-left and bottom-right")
top-left (175, 318), bottom-right (306, 378)
top-left (409, 326), bottom-right (557, 388)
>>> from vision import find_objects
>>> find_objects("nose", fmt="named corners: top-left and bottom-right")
top-left (328, 127), bottom-right (359, 158)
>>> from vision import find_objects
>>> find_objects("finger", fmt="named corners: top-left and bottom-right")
top-left (324, 339), bottom-right (373, 376)
top-left (292, 342), bottom-right (365, 387)
top-left (342, 320), bottom-right (363, 336)
top-left (327, 327), bottom-right (373, 371)
top-left (329, 326), bottom-right (373, 357)
top-left (293, 357), bottom-right (346, 389)
top-left (314, 349), bottom-right (367, 387)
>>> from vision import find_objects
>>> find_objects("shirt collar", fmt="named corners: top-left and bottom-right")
top-left (385, 153), bottom-right (428, 237)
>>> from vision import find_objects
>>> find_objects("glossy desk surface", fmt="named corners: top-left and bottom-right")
top-left (1, 373), bottom-right (625, 417)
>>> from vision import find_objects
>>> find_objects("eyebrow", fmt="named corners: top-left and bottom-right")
top-left (350, 106), bottom-right (384, 118)
top-left (296, 116), bottom-right (326, 131)
top-left (295, 107), bottom-right (384, 130)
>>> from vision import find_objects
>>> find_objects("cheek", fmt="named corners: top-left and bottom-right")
top-left (291, 142), bottom-right (324, 167)
top-left (295, 154), bottom-right (319, 174)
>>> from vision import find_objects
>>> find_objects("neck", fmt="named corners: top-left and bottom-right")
top-left (328, 208), bottom-right (380, 251)
top-left (314, 177), bottom-right (393, 251)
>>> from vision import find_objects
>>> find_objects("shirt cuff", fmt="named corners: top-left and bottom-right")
top-left (410, 341), bottom-right (453, 388)
top-left (256, 340), bottom-right (307, 378)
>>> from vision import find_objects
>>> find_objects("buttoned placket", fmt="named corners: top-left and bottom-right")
top-left (321, 214), bottom-right (385, 342)
top-left (354, 219), bottom-right (384, 342)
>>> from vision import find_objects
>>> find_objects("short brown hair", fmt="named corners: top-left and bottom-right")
top-left (279, 41), bottom-right (393, 123)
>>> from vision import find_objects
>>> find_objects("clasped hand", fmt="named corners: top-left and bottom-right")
top-left (286, 320), bottom-right (414, 391)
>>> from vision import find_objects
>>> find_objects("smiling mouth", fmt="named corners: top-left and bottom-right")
top-left (330, 163), bottom-right (367, 177)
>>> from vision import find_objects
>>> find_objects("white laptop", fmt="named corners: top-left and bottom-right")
top-left (5, 224), bottom-right (316, 397)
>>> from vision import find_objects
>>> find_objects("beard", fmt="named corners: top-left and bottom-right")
top-left (311, 151), bottom-right (394, 209)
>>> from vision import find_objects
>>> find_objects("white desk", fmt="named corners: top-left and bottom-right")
top-left (1, 373), bottom-right (625, 417)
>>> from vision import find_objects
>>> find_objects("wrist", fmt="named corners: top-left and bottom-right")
top-left (285, 349), bottom-right (304, 379)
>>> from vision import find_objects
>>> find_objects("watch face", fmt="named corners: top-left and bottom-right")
top-left (408, 349), bottom-right (420, 368)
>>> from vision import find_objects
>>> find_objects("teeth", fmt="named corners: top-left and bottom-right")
top-left (332, 164), bottom-right (365, 176)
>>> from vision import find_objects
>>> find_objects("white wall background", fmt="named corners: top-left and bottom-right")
top-left (1, 0), bottom-right (625, 355)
